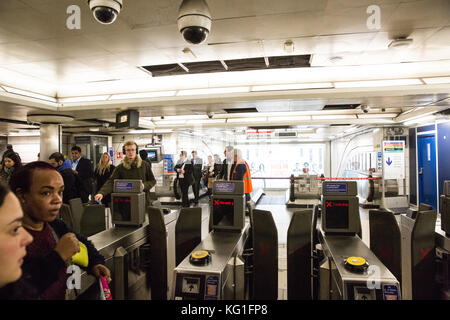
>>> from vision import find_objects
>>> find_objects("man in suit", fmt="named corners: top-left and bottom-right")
top-left (218, 146), bottom-right (234, 181)
top-left (49, 152), bottom-right (80, 204)
top-left (191, 150), bottom-right (203, 204)
top-left (175, 151), bottom-right (193, 207)
top-left (71, 146), bottom-right (94, 203)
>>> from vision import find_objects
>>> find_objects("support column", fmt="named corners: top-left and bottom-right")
top-left (40, 124), bottom-right (61, 162)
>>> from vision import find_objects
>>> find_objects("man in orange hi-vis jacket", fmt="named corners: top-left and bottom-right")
top-left (230, 148), bottom-right (253, 202)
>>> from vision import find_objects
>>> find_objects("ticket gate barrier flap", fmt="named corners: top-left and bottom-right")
top-left (251, 209), bottom-right (278, 300)
top-left (369, 209), bottom-right (402, 285)
top-left (287, 209), bottom-right (313, 300)
top-left (401, 210), bottom-right (437, 300)
top-left (319, 232), bottom-right (401, 300)
top-left (66, 209), bottom-right (179, 300)
top-left (172, 222), bottom-right (250, 300)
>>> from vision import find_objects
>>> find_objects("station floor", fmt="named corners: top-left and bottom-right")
top-left (197, 189), bottom-right (372, 300)
top-left (255, 190), bottom-right (372, 300)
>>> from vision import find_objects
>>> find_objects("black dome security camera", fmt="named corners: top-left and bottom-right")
top-left (88, 0), bottom-right (123, 25)
top-left (361, 105), bottom-right (370, 113)
top-left (177, 0), bottom-right (212, 45)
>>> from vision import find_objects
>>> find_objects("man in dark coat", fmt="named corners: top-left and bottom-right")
top-left (218, 146), bottom-right (234, 181)
top-left (71, 146), bottom-right (94, 203)
top-left (94, 141), bottom-right (156, 207)
top-left (49, 152), bottom-right (80, 204)
top-left (175, 151), bottom-right (193, 207)
top-left (191, 150), bottom-right (203, 204)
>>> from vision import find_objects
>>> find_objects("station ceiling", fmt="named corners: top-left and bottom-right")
top-left (0, 0), bottom-right (449, 139)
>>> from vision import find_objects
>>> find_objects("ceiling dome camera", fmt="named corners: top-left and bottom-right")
top-left (361, 105), bottom-right (370, 113)
top-left (177, 0), bottom-right (212, 45)
top-left (88, 0), bottom-right (123, 25)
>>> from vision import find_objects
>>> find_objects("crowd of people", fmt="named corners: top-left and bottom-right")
top-left (175, 146), bottom-right (253, 206)
top-left (0, 141), bottom-right (252, 300)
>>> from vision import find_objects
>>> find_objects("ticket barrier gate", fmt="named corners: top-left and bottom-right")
top-left (318, 181), bottom-right (401, 300)
top-left (401, 206), bottom-right (437, 299)
top-left (66, 180), bottom-right (179, 300)
top-left (172, 181), bottom-right (250, 300)
top-left (369, 209), bottom-right (402, 286)
top-left (250, 209), bottom-right (278, 300)
top-left (436, 181), bottom-right (450, 299)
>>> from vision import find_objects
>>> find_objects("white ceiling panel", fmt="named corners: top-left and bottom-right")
top-left (385, 0), bottom-right (450, 30)
top-left (0, 0), bottom-right (447, 128)
top-left (37, 36), bottom-right (112, 59)
top-left (211, 0), bottom-right (328, 19)
top-left (84, 31), bottom-right (159, 54)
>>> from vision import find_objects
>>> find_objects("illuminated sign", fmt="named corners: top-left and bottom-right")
top-left (326, 201), bottom-right (349, 208)
top-left (324, 183), bottom-right (348, 194)
top-left (213, 200), bottom-right (234, 206)
top-left (214, 182), bottom-right (235, 193)
top-left (325, 199), bottom-right (350, 229)
top-left (115, 181), bottom-right (133, 192)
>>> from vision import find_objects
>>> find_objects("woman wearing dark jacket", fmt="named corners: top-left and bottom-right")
top-left (0, 151), bottom-right (22, 184)
top-left (174, 151), bottom-right (193, 207)
top-left (9, 161), bottom-right (111, 300)
top-left (94, 152), bottom-right (115, 206)
top-left (0, 180), bottom-right (34, 300)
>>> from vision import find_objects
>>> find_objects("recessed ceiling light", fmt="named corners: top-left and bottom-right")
top-left (388, 37), bottom-right (413, 49)
top-left (329, 56), bottom-right (343, 64)
top-left (283, 40), bottom-right (294, 54)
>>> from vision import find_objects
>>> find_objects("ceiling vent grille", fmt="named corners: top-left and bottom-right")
top-left (142, 54), bottom-right (311, 77)
top-left (249, 125), bottom-right (291, 130)
top-left (322, 104), bottom-right (360, 110)
top-left (275, 131), bottom-right (297, 137)
top-left (224, 107), bottom-right (258, 113)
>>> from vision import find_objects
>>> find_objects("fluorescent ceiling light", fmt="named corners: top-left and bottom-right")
top-left (58, 95), bottom-right (110, 103)
top-left (227, 117), bottom-right (268, 123)
top-left (268, 116), bottom-right (311, 121)
top-left (177, 87), bottom-right (250, 96)
top-left (8, 131), bottom-right (40, 137)
top-left (404, 115), bottom-right (435, 126)
top-left (252, 82), bottom-right (333, 92)
top-left (110, 91), bottom-right (176, 100)
top-left (422, 77), bottom-right (450, 84)
top-left (186, 119), bottom-right (226, 125)
top-left (2, 86), bottom-right (57, 102)
top-left (357, 113), bottom-right (398, 119)
top-left (311, 115), bottom-right (356, 120)
top-left (334, 79), bottom-right (422, 88)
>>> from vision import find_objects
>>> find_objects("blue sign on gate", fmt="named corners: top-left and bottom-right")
top-left (324, 183), bottom-right (348, 194)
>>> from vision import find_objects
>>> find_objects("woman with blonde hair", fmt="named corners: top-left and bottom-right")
top-left (94, 152), bottom-right (115, 206)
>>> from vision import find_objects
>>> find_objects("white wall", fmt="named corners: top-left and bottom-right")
top-left (330, 130), bottom-right (375, 177)
top-left (7, 136), bottom-right (40, 163)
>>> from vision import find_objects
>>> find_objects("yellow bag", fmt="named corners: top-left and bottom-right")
top-left (71, 242), bottom-right (89, 267)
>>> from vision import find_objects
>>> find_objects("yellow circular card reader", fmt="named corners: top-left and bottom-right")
top-left (344, 256), bottom-right (369, 273)
top-left (189, 250), bottom-right (211, 266)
